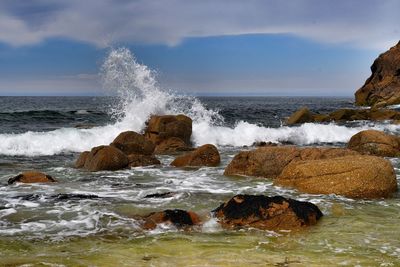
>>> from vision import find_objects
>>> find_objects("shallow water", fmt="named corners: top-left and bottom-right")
top-left (1, 48), bottom-right (400, 266)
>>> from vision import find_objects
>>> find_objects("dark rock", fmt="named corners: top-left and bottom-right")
top-left (213, 195), bottom-right (323, 230)
top-left (144, 192), bottom-right (175, 198)
top-left (286, 107), bottom-right (315, 125)
top-left (141, 209), bottom-right (201, 230)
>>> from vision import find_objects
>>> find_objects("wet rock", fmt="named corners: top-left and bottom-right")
top-left (224, 146), bottom-right (358, 178)
top-left (286, 107), bottom-right (315, 125)
top-left (144, 114), bottom-right (192, 145)
top-left (75, 151), bottom-right (90, 168)
top-left (275, 155), bottom-right (398, 199)
top-left (252, 141), bottom-right (278, 147)
top-left (144, 192), bottom-right (175, 198)
top-left (111, 131), bottom-right (155, 155)
top-left (347, 130), bottom-right (400, 157)
top-left (83, 145), bottom-right (129, 171)
top-left (127, 154), bottom-right (161, 167)
top-left (171, 144), bottom-right (220, 167)
top-left (12, 193), bottom-right (99, 201)
top-left (355, 41), bottom-right (400, 108)
top-left (8, 171), bottom-right (56, 185)
top-left (141, 209), bottom-right (201, 230)
top-left (213, 195), bottom-right (323, 230)
top-left (154, 137), bottom-right (192, 154)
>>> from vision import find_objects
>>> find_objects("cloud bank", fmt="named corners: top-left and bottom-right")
top-left (0, 0), bottom-right (399, 49)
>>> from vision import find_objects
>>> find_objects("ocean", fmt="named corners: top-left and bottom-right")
top-left (1, 48), bottom-right (400, 266)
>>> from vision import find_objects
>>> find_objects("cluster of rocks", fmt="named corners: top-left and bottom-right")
top-left (286, 106), bottom-right (400, 125)
top-left (74, 114), bottom-right (220, 171)
top-left (136, 194), bottom-right (323, 231)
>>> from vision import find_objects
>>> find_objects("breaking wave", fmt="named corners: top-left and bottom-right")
top-left (0, 48), bottom-right (399, 156)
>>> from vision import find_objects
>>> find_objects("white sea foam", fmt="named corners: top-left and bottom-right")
top-left (0, 47), bottom-right (399, 156)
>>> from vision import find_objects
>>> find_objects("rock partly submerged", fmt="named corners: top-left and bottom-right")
top-left (80, 145), bottom-right (129, 172)
top-left (171, 144), bottom-right (221, 167)
top-left (286, 107), bottom-right (400, 125)
top-left (213, 194), bottom-right (323, 230)
top-left (111, 131), bottom-right (155, 155)
top-left (224, 146), bottom-right (359, 178)
top-left (8, 171), bottom-right (57, 185)
top-left (355, 41), bottom-right (400, 108)
top-left (140, 209), bottom-right (201, 230)
top-left (347, 130), bottom-right (400, 157)
top-left (275, 155), bottom-right (398, 199)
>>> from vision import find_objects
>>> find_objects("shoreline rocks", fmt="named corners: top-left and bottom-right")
top-left (8, 171), bottom-right (57, 184)
top-left (355, 41), bottom-right (400, 108)
top-left (80, 145), bottom-right (129, 172)
top-left (224, 146), bottom-right (359, 178)
top-left (171, 144), bottom-right (220, 167)
top-left (111, 131), bottom-right (155, 155)
top-left (286, 107), bottom-right (400, 125)
top-left (347, 130), bottom-right (400, 157)
top-left (275, 155), bottom-right (398, 199)
top-left (213, 195), bottom-right (323, 230)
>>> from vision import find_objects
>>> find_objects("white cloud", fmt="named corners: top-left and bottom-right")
top-left (0, 0), bottom-right (399, 49)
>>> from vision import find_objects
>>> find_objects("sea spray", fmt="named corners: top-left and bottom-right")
top-left (0, 47), bottom-right (399, 156)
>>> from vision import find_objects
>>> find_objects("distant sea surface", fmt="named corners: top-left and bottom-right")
top-left (1, 95), bottom-right (400, 266)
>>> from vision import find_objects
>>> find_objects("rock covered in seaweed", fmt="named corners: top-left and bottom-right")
top-left (171, 144), bottom-right (220, 167)
top-left (275, 155), bottom-right (397, 199)
top-left (355, 41), bottom-right (400, 108)
top-left (224, 146), bottom-right (359, 178)
top-left (213, 195), bottom-right (323, 230)
top-left (8, 171), bottom-right (57, 184)
top-left (347, 130), bottom-right (400, 157)
top-left (141, 209), bottom-right (201, 230)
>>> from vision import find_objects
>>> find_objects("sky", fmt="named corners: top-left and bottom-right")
top-left (0, 0), bottom-right (399, 96)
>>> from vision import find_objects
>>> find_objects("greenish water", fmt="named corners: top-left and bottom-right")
top-left (1, 152), bottom-right (399, 267)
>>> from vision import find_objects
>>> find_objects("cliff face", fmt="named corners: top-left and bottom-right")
top-left (355, 41), bottom-right (400, 107)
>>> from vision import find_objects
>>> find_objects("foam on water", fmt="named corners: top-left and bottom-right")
top-left (0, 47), bottom-right (399, 156)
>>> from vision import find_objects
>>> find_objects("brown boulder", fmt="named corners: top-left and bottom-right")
top-left (8, 171), bottom-right (56, 184)
top-left (83, 145), bottom-right (129, 171)
top-left (144, 114), bottom-right (192, 145)
top-left (355, 41), bottom-right (400, 107)
top-left (275, 155), bottom-right (397, 199)
top-left (75, 151), bottom-right (90, 168)
top-left (286, 107), bottom-right (315, 125)
top-left (347, 130), bottom-right (400, 157)
top-left (224, 146), bottom-right (359, 178)
top-left (111, 131), bottom-right (155, 155)
top-left (213, 195), bottom-right (322, 230)
top-left (171, 144), bottom-right (220, 167)
top-left (127, 154), bottom-right (161, 167)
top-left (154, 137), bottom-right (192, 154)
top-left (141, 209), bottom-right (201, 230)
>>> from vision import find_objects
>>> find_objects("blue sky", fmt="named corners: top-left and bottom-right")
top-left (0, 0), bottom-right (399, 96)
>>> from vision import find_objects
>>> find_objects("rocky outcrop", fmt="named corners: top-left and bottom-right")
top-left (286, 107), bottom-right (400, 125)
top-left (224, 146), bottom-right (359, 178)
top-left (347, 130), bottom-right (400, 157)
top-left (75, 151), bottom-right (90, 168)
top-left (144, 114), bottom-right (192, 145)
top-left (81, 145), bottom-right (129, 172)
top-left (8, 171), bottom-right (56, 184)
top-left (154, 137), bottom-right (192, 154)
top-left (127, 154), bottom-right (160, 167)
top-left (286, 107), bottom-right (315, 124)
top-left (213, 195), bottom-right (323, 230)
top-left (275, 155), bottom-right (397, 199)
top-left (111, 131), bottom-right (155, 155)
top-left (171, 144), bottom-right (220, 167)
top-left (355, 41), bottom-right (400, 108)
top-left (141, 209), bottom-right (201, 230)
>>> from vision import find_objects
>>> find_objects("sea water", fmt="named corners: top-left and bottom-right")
top-left (0, 48), bottom-right (399, 266)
